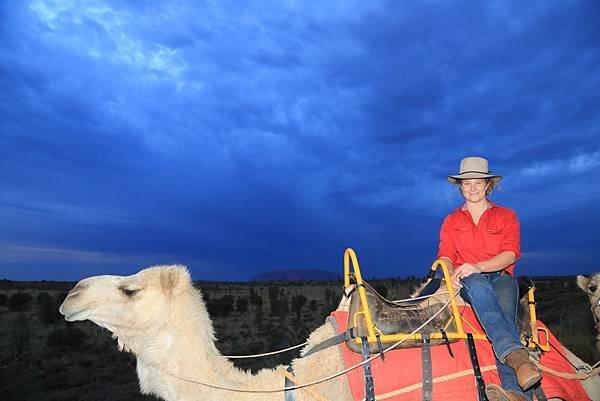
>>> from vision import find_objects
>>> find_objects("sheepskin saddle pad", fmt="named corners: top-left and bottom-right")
top-left (345, 279), bottom-right (458, 354)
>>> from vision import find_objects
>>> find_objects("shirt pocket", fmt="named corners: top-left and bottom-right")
top-left (454, 226), bottom-right (473, 250)
top-left (484, 227), bottom-right (502, 255)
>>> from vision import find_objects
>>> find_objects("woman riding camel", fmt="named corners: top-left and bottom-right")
top-left (438, 157), bottom-right (542, 401)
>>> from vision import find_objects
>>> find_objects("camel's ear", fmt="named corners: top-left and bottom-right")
top-left (160, 266), bottom-right (191, 293)
top-left (576, 275), bottom-right (589, 293)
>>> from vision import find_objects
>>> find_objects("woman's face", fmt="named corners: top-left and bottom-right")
top-left (459, 179), bottom-right (488, 203)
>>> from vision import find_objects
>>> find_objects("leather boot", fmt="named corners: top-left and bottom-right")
top-left (504, 348), bottom-right (542, 390)
top-left (485, 384), bottom-right (528, 401)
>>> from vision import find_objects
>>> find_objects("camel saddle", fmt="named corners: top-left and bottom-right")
top-left (345, 276), bottom-right (536, 354)
top-left (346, 279), bottom-right (458, 354)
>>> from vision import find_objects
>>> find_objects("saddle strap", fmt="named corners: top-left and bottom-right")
top-left (421, 337), bottom-right (433, 401)
top-left (440, 328), bottom-right (454, 358)
top-left (360, 336), bottom-right (376, 401)
top-left (284, 365), bottom-right (295, 401)
top-left (303, 327), bottom-right (357, 357)
top-left (466, 333), bottom-right (487, 401)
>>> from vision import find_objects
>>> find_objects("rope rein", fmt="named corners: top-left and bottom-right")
top-left (545, 338), bottom-right (600, 380)
top-left (223, 341), bottom-right (308, 359)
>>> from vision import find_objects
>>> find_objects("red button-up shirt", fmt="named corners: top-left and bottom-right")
top-left (437, 201), bottom-right (521, 275)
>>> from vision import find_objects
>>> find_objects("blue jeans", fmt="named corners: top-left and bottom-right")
top-left (460, 273), bottom-right (533, 401)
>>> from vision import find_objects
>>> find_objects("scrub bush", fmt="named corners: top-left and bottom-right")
top-left (46, 327), bottom-right (86, 348)
top-left (8, 292), bottom-right (33, 312)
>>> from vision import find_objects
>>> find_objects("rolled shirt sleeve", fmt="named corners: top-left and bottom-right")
top-left (498, 210), bottom-right (521, 260)
top-left (437, 215), bottom-right (457, 263)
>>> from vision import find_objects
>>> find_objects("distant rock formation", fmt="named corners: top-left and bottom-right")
top-left (250, 269), bottom-right (341, 282)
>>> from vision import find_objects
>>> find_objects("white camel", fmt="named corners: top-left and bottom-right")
top-left (60, 265), bottom-right (599, 401)
top-left (577, 273), bottom-right (600, 352)
top-left (60, 265), bottom-right (351, 401)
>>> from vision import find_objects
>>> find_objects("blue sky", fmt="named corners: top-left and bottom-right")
top-left (1, 0), bottom-right (599, 281)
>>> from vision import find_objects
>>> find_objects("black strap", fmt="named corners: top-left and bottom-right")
top-left (376, 335), bottom-right (385, 362)
top-left (421, 337), bottom-right (433, 401)
top-left (284, 365), bottom-right (295, 401)
top-left (440, 328), bottom-right (454, 358)
top-left (534, 386), bottom-right (548, 401)
top-left (360, 336), bottom-right (376, 401)
top-left (302, 327), bottom-right (357, 357)
top-left (466, 333), bottom-right (487, 401)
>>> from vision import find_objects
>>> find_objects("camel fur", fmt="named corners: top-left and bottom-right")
top-left (60, 265), bottom-right (599, 401)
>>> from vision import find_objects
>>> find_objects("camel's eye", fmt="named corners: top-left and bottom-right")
top-left (589, 285), bottom-right (597, 293)
top-left (120, 287), bottom-right (140, 298)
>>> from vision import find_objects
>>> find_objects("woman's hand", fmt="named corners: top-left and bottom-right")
top-left (451, 263), bottom-right (483, 288)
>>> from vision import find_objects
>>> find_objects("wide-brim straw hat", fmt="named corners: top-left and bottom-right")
top-left (446, 156), bottom-right (503, 184)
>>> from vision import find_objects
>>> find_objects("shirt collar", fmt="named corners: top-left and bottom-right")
top-left (461, 200), bottom-right (496, 211)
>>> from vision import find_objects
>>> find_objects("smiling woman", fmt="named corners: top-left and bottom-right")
top-left (438, 157), bottom-right (539, 401)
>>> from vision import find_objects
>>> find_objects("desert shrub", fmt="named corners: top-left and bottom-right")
top-left (37, 291), bottom-right (62, 325)
top-left (8, 292), bottom-right (33, 311)
top-left (0, 293), bottom-right (7, 305)
top-left (254, 308), bottom-right (263, 329)
top-left (42, 371), bottom-right (71, 391)
top-left (249, 291), bottom-right (263, 308)
top-left (79, 355), bottom-right (95, 369)
top-left (0, 363), bottom-right (43, 400)
top-left (37, 291), bottom-right (52, 304)
top-left (236, 297), bottom-right (249, 313)
top-left (7, 313), bottom-right (31, 359)
top-left (206, 295), bottom-right (235, 317)
top-left (308, 299), bottom-right (318, 311)
top-left (323, 288), bottom-right (338, 312)
top-left (55, 291), bottom-right (68, 305)
top-left (372, 283), bottom-right (388, 298)
top-left (291, 294), bottom-right (307, 319)
top-left (270, 295), bottom-right (289, 317)
top-left (46, 327), bottom-right (87, 348)
top-left (268, 286), bottom-right (280, 310)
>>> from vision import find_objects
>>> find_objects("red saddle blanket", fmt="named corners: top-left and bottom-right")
top-left (331, 308), bottom-right (591, 401)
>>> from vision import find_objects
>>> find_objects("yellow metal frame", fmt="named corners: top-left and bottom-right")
top-left (343, 248), bottom-right (550, 351)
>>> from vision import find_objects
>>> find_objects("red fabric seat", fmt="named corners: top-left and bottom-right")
top-left (331, 307), bottom-right (590, 401)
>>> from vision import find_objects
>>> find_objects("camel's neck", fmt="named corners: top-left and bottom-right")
top-left (131, 287), bottom-right (228, 369)
top-left (124, 288), bottom-right (285, 401)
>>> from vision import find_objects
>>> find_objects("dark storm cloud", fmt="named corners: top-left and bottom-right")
top-left (1, 0), bottom-right (599, 281)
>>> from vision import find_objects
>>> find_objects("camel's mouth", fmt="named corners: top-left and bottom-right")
top-left (59, 303), bottom-right (93, 322)
top-left (63, 310), bottom-right (91, 322)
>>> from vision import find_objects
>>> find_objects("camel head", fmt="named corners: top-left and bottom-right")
top-left (577, 273), bottom-right (600, 350)
top-left (60, 265), bottom-right (192, 341)
top-left (577, 273), bottom-right (600, 313)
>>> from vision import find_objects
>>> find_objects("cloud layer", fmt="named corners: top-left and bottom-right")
top-left (1, 0), bottom-right (599, 281)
